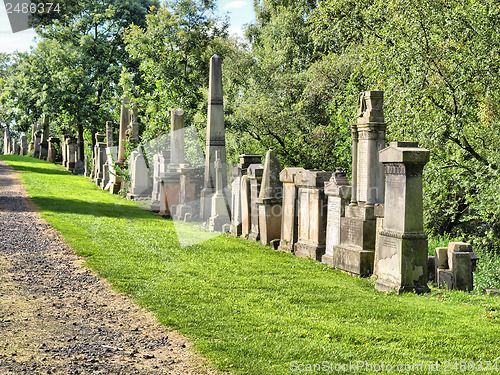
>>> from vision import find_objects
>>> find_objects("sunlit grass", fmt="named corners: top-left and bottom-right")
top-left (3, 155), bottom-right (500, 375)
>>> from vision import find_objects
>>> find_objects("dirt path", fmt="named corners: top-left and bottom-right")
top-left (0, 160), bottom-right (219, 375)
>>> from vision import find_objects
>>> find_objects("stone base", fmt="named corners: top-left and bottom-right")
top-left (437, 269), bottom-right (453, 289)
top-left (333, 245), bottom-right (374, 276)
top-left (321, 253), bottom-right (334, 267)
top-left (150, 201), bottom-right (160, 212)
top-left (230, 223), bottom-right (242, 237)
top-left (127, 187), bottom-right (152, 200)
top-left (277, 240), bottom-right (294, 253)
top-left (200, 188), bottom-right (214, 221)
top-left (109, 182), bottom-right (122, 194)
top-left (173, 204), bottom-right (193, 221)
top-left (248, 232), bottom-right (260, 242)
top-left (294, 242), bottom-right (325, 262)
top-left (374, 279), bottom-right (430, 294)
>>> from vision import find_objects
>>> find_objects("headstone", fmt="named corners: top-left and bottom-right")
top-left (127, 146), bottom-right (152, 199)
top-left (322, 168), bottom-right (351, 266)
top-left (66, 137), bottom-right (77, 171)
top-left (38, 114), bottom-right (49, 160)
top-left (240, 175), bottom-right (251, 238)
top-left (84, 154), bottom-right (90, 177)
top-left (372, 203), bottom-right (385, 277)
top-left (20, 135), bottom-right (28, 156)
top-left (436, 242), bottom-right (476, 291)
top-left (170, 108), bottom-right (187, 167)
top-left (100, 121), bottom-right (114, 189)
top-left (110, 98), bottom-right (129, 193)
top-left (47, 137), bottom-right (60, 163)
top-left (3, 128), bottom-right (11, 155)
top-left (230, 154), bottom-right (263, 236)
top-left (33, 121), bottom-right (42, 158)
top-left (277, 167), bottom-right (305, 253)
top-left (294, 170), bottom-right (332, 261)
top-left (208, 151), bottom-right (231, 231)
top-left (61, 135), bottom-right (68, 168)
top-left (151, 151), bottom-right (170, 212)
top-left (247, 163), bottom-right (264, 241)
top-left (13, 139), bottom-right (20, 155)
top-left (103, 146), bottom-right (118, 191)
top-left (374, 141), bottom-right (430, 294)
top-left (94, 134), bottom-right (106, 185)
top-left (256, 150), bottom-right (282, 246)
top-left (334, 91), bottom-right (386, 276)
top-left (200, 55), bottom-right (227, 220)
top-left (73, 136), bottom-right (85, 175)
top-left (447, 242), bottom-right (472, 270)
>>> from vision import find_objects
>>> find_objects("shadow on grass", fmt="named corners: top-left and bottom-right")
top-left (31, 196), bottom-right (156, 219)
top-left (10, 164), bottom-right (71, 176)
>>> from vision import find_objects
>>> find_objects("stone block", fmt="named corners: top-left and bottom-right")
top-left (427, 256), bottom-right (436, 282)
top-left (447, 242), bottom-right (472, 270)
top-left (435, 247), bottom-right (448, 269)
top-left (452, 252), bottom-right (473, 292)
top-left (333, 245), bottom-right (374, 276)
top-left (437, 269), bottom-right (453, 289)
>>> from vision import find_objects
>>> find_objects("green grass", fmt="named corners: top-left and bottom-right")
top-left (3, 155), bottom-right (500, 374)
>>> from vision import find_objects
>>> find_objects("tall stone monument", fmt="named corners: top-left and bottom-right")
top-left (374, 141), bottom-right (430, 293)
top-left (101, 121), bottom-right (114, 189)
top-left (322, 168), bottom-right (351, 267)
top-left (277, 167), bottom-right (305, 253)
top-left (200, 55), bottom-right (228, 220)
top-left (20, 135), bottom-right (28, 156)
top-left (110, 98), bottom-right (129, 194)
top-left (256, 150), bottom-right (283, 246)
top-left (3, 128), bottom-right (10, 155)
top-left (334, 91), bottom-right (386, 276)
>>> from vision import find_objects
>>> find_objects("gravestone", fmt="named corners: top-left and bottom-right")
top-left (13, 139), bottom-right (19, 155)
top-left (20, 135), bottom-right (28, 156)
top-left (247, 163), bottom-right (264, 241)
top-left (33, 122), bottom-right (42, 158)
top-left (73, 136), bottom-right (85, 175)
top-left (94, 134), bottom-right (106, 185)
top-left (38, 114), bottom-right (49, 160)
top-left (374, 141), bottom-right (430, 293)
top-left (322, 168), bottom-right (351, 267)
top-left (110, 98), bottom-right (129, 194)
top-left (61, 135), bottom-right (68, 168)
top-left (278, 167), bottom-right (305, 253)
top-left (151, 151), bottom-right (170, 212)
top-left (127, 102), bottom-right (140, 144)
top-left (334, 91), bottom-right (386, 276)
top-left (66, 137), bottom-right (77, 171)
top-left (256, 150), bottom-right (282, 246)
top-left (200, 55), bottom-right (228, 220)
top-left (208, 151), bottom-right (231, 231)
top-left (47, 137), bottom-right (60, 163)
top-left (100, 121), bottom-right (114, 189)
top-left (3, 128), bottom-right (10, 155)
top-left (84, 154), bottom-right (90, 177)
top-left (230, 154), bottom-right (263, 236)
top-left (294, 170), bottom-right (332, 261)
top-left (127, 146), bottom-right (152, 199)
top-left (103, 146), bottom-right (118, 191)
top-left (240, 175), bottom-right (251, 238)
top-left (436, 242), bottom-right (477, 291)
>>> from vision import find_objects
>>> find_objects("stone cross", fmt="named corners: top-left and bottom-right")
top-left (200, 55), bottom-right (227, 220)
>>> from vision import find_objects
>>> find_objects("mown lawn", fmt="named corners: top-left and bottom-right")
top-left (3, 155), bottom-right (500, 374)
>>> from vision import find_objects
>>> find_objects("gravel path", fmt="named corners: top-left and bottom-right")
top-left (0, 159), bottom-right (219, 375)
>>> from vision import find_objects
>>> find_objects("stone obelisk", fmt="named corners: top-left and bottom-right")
top-left (200, 55), bottom-right (227, 220)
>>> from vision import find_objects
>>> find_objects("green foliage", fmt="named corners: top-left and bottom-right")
top-left (5, 155), bottom-right (500, 375)
top-left (121, 0), bottom-right (228, 140)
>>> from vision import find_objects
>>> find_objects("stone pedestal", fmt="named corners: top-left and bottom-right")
top-left (247, 164), bottom-right (264, 241)
top-left (159, 171), bottom-right (181, 218)
top-left (3, 129), bottom-right (10, 155)
top-left (100, 122), bottom-right (114, 189)
top-left (374, 141), bottom-right (430, 294)
top-left (334, 91), bottom-right (386, 276)
top-left (277, 167), bottom-right (304, 253)
top-left (94, 134), bottom-right (107, 185)
top-left (209, 151), bottom-right (231, 232)
top-left (322, 168), bottom-right (351, 267)
top-left (172, 169), bottom-right (202, 221)
top-left (294, 170), bottom-right (332, 261)
top-left (256, 150), bottom-right (282, 246)
top-left (66, 137), bottom-right (77, 171)
top-left (103, 147), bottom-right (118, 191)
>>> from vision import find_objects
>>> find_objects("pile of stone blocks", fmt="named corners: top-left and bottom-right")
top-left (432, 242), bottom-right (478, 291)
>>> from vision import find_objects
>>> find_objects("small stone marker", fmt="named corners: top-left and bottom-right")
top-left (374, 141), bottom-right (430, 294)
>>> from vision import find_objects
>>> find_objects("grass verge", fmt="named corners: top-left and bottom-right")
top-left (3, 155), bottom-right (500, 374)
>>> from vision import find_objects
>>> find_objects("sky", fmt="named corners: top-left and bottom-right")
top-left (0, 0), bottom-right (255, 54)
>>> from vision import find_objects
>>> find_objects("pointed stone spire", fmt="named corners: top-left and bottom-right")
top-left (258, 149), bottom-right (282, 201)
top-left (201, 54), bottom-right (227, 220)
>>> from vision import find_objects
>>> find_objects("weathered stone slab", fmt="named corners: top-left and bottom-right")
top-left (447, 242), bottom-right (472, 270)
top-left (452, 252), bottom-right (473, 291)
top-left (247, 164), bottom-right (264, 241)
